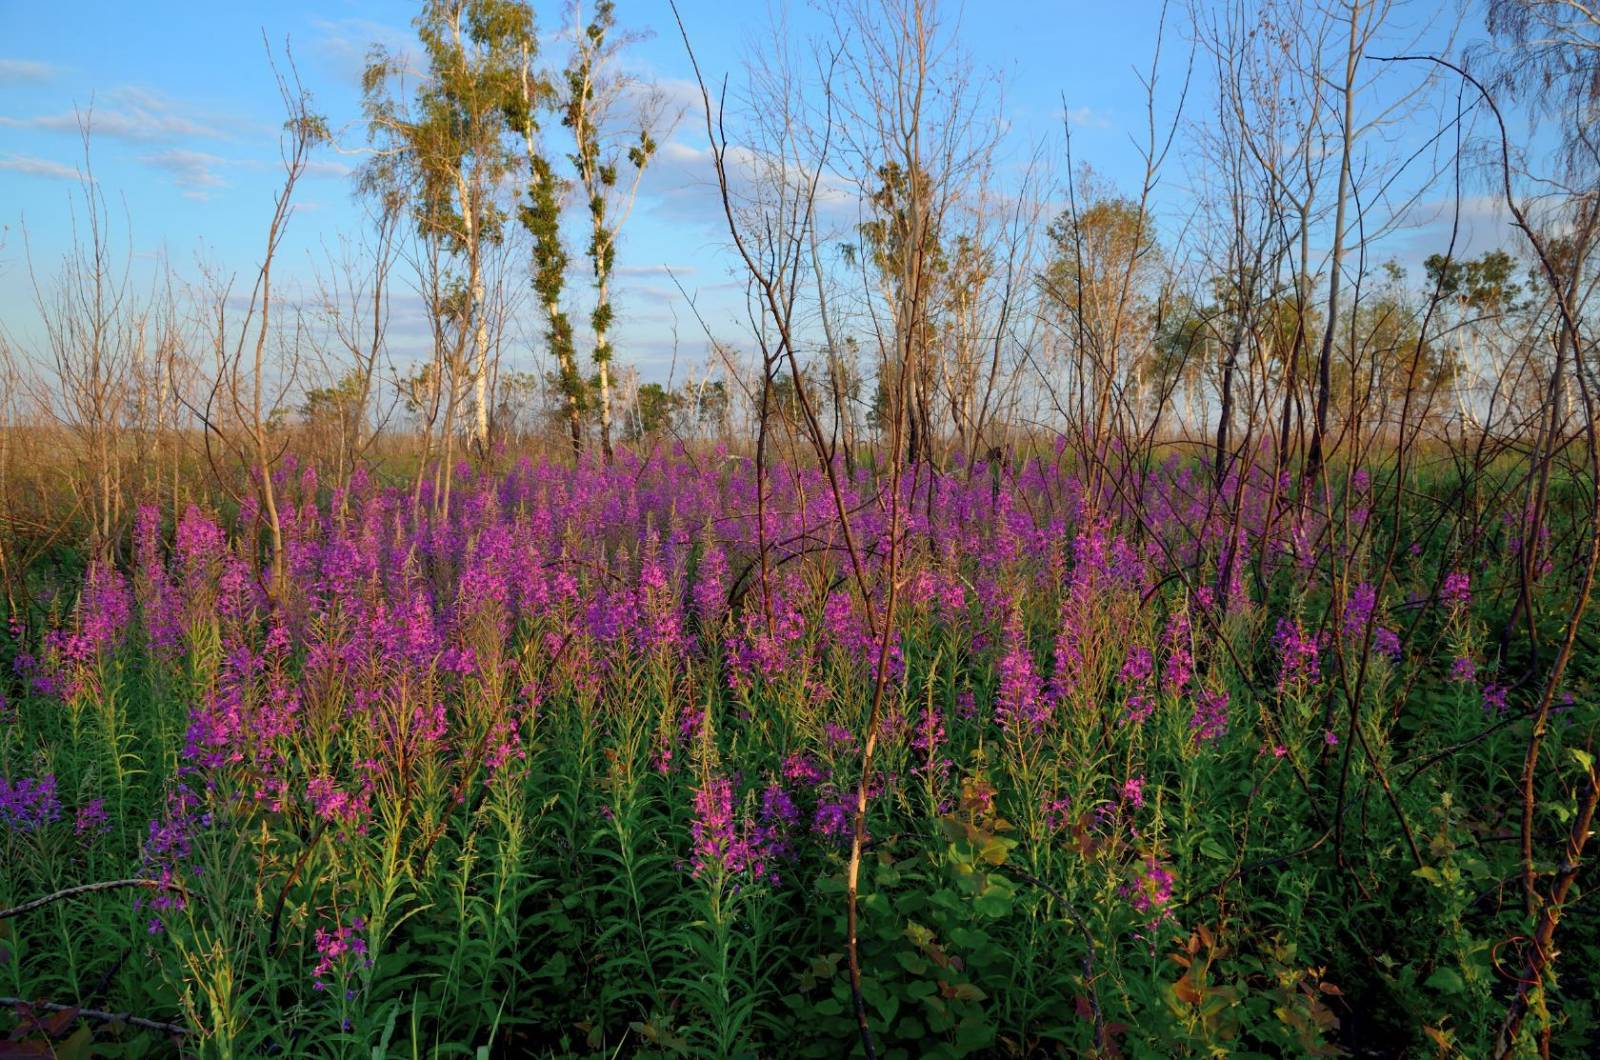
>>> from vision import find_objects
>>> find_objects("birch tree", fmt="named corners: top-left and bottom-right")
top-left (559, 0), bottom-right (667, 464)
top-left (363, 0), bottom-right (522, 456)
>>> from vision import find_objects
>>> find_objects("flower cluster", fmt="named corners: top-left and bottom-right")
top-left (1273, 617), bottom-right (1322, 691)
top-left (1440, 571), bottom-right (1471, 609)
top-left (688, 773), bottom-right (791, 884)
top-left (1188, 689), bottom-right (1230, 745)
top-left (0, 774), bottom-right (62, 831)
top-left (312, 915), bottom-right (372, 991)
top-left (996, 609), bottom-right (1048, 734)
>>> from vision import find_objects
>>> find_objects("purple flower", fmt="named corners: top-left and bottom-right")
top-left (1441, 571), bottom-right (1471, 609)
top-left (307, 775), bottom-right (371, 833)
top-left (782, 753), bottom-right (827, 787)
top-left (139, 785), bottom-right (207, 928)
top-left (1161, 610), bottom-right (1193, 695)
top-left (749, 783), bottom-right (799, 882)
top-left (0, 774), bottom-right (62, 831)
top-left (996, 609), bottom-right (1048, 733)
top-left (312, 915), bottom-right (371, 991)
top-left (1189, 689), bottom-right (1230, 745)
top-left (1122, 691), bottom-right (1156, 726)
top-left (812, 796), bottom-right (854, 843)
top-left (1450, 656), bottom-right (1477, 683)
top-left (1342, 583), bottom-right (1377, 640)
top-left (1122, 855), bottom-right (1175, 922)
top-left (1041, 795), bottom-right (1072, 833)
top-left (42, 561), bottom-right (132, 696)
top-left (1273, 617), bottom-right (1321, 691)
top-left (823, 721), bottom-right (857, 751)
top-left (690, 774), bottom-right (765, 879)
top-left (692, 535), bottom-right (729, 627)
top-left (1119, 646), bottom-right (1154, 686)
top-left (75, 797), bottom-right (110, 836)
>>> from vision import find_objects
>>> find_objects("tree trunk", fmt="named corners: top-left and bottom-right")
top-left (1306, 2), bottom-right (1361, 485)
top-left (596, 272), bottom-right (615, 464)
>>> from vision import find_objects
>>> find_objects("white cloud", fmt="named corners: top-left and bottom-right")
top-left (1064, 106), bottom-right (1111, 130)
top-left (616, 263), bottom-right (696, 278)
top-left (640, 137), bottom-right (862, 235)
top-left (304, 158), bottom-right (354, 179)
top-left (0, 86), bottom-right (230, 143)
top-left (141, 148), bottom-right (232, 198)
top-left (0, 153), bottom-right (80, 181)
top-left (312, 17), bottom-right (419, 87)
top-left (0, 59), bottom-right (58, 83)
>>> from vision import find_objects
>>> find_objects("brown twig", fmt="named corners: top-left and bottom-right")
top-left (0, 878), bottom-right (189, 922)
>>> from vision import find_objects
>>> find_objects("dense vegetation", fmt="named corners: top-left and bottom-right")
top-left (1, 446), bottom-right (1596, 1057)
top-left (4, 0), bottom-right (1600, 1055)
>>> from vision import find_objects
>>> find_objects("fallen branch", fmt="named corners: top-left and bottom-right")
top-left (0, 879), bottom-right (189, 922)
top-left (2, 996), bottom-right (187, 1037)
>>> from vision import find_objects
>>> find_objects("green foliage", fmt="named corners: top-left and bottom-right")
top-left (2, 461), bottom-right (1597, 1056)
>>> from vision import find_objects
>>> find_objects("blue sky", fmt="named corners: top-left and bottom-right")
top-left (0, 1), bottom-right (1507, 387)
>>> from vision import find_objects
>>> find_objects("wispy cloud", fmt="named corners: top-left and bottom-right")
top-left (141, 148), bottom-right (232, 199)
top-left (0, 153), bottom-right (81, 181)
top-left (640, 139), bottom-right (860, 235)
top-left (0, 58), bottom-right (59, 83)
top-left (616, 263), bottom-right (696, 278)
top-left (0, 86), bottom-right (229, 143)
top-left (304, 159), bottom-right (354, 179)
top-left (312, 17), bottom-right (418, 86)
top-left (1064, 106), bottom-right (1111, 130)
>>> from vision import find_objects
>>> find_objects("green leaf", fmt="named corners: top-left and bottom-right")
top-left (954, 1015), bottom-right (995, 1051)
top-left (972, 888), bottom-right (1012, 919)
top-left (896, 951), bottom-right (931, 976)
top-left (896, 1016), bottom-right (927, 1039)
top-left (56, 1027), bottom-right (95, 1060)
top-left (1425, 966), bottom-right (1465, 994)
top-left (536, 951), bottom-right (569, 980)
top-left (813, 997), bottom-right (846, 1017)
top-left (978, 837), bottom-right (1014, 866)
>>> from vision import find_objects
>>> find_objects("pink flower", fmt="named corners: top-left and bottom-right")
top-left (312, 915), bottom-right (371, 991)
top-left (1189, 689), bottom-right (1230, 745)
top-left (996, 609), bottom-right (1048, 733)
top-left (1441, 571), bottom-right (1471, 608)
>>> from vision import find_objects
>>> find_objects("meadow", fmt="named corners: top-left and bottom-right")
top-left (1, 443), bottom-right (1594, 1057)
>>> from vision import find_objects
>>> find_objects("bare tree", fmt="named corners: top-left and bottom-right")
top-left (24, 124), bottom-right (145, 559)
top-left (310, 200), bottom-right (403, 497)
top-left (832, 0), bottom-right (999, 467)
top-left (197, 47), bottom-right (326, 593)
